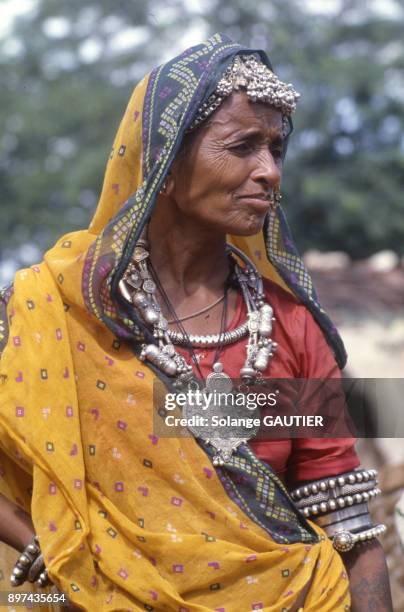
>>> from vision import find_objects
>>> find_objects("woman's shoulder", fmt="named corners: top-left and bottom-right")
top-left (261, 276), bottom-right (326, 349)
top-left (6, 262), bottom-right (60, 305)
top-left (261, 278), bottom-right (341, 375)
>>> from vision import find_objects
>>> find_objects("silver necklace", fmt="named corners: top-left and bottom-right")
top-left (167, 322), bottom-right (249, 347)
top-left (118, 239), bottom-right (278, 464)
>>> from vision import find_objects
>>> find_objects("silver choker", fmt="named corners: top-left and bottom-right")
top-left (167, 321), bottom-right (249, 348)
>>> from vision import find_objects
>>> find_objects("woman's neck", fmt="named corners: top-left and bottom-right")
top-left (146, 201), bottom-right (239, 334)
top-left (148, 211), bottom-right (229, 298)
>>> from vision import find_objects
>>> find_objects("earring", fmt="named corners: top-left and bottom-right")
top-left (159, 180), bottom-right (167, 195)
top-left (269, 187), bottom-right (282, 211)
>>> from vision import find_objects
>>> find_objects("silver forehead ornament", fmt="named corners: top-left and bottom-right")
top-left (189, 54), bottom-right (301, 131)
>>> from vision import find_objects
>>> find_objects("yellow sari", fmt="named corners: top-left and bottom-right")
top-left (0, 34), bottom-right (350, 610)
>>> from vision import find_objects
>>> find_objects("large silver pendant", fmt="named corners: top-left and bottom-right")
top-left (205, 362), bottom-right (233, 394)
top-left (184, 362), bottom-right (259, 466)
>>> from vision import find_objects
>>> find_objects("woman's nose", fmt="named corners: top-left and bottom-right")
top-left (250, 150), bottom-right (281, 187)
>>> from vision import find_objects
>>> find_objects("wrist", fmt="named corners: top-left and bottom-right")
top-left (14, 526), bottom-right (36, 553)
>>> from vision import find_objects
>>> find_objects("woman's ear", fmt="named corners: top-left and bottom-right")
top-left (158, 172), bottom-right (174, 196)
top-left (165, 172), bottom-right (175, 196)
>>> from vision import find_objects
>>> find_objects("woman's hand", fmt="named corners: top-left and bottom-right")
top-left (0, 493), bottom-right (35, 551)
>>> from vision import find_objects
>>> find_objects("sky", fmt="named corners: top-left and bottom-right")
top-left (1, 0), bottom-right (402, 39)
top-left (0, 0), bottom-right (36, 37)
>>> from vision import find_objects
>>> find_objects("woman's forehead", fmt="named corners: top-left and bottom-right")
top-left (207, 92), bottom-right (283, 134)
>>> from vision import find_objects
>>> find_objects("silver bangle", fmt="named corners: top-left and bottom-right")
top-left (289, 470), bottom-right (386, 552)
top-left (10, 535), bottom-right (50, 589)
top-left (27, 553), bottom-right (46, 583)
top-left (297, 487), bottom-right (381, 518)
top-left (291, 469), bottom-right (378, 501)
top-left (314, 503), bottom-right (374, 537)
top-left (332, 524), bottom-right (386, 552)
top-left (290, 469), bottom-right (380, 518)
top-left (294, 481), bottom-right (378, 507)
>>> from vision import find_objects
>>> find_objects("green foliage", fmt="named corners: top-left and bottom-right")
top-left (1, 0), bottom-right (404, 277)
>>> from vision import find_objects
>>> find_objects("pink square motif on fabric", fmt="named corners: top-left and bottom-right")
top-left (118, 568), bottom-right (128, 580)
top-left (208, 562), bottom-right (220, 570)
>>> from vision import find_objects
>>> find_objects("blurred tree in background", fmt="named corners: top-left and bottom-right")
top-left (1, 0), bottom-right (404, 279)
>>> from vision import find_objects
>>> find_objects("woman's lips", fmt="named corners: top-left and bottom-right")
top-left (238, 194), bottom-right (270, 211)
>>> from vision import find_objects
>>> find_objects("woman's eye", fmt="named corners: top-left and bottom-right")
top-left (229, 142), bottom-right (253, 154)
top-left (228, 142), bottom-right (284, 160)
top-left (271, 147), bottom-right (284, 160)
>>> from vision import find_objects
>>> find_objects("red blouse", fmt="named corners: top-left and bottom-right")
top-left (178, 279), bottom-right (359, 486)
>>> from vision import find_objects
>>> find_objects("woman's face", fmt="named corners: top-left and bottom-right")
top-left (168, 91), bottom-right (284, 236)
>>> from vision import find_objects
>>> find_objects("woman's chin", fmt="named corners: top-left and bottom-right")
top-left (225, 215), bottom-right (267, 237)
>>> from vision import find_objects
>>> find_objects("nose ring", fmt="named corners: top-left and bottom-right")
top-left (269, 187), bottom-right (282, 211)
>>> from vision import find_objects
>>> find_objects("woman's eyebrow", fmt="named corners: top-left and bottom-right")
top-left (221, 127), bottom-right (285, 142)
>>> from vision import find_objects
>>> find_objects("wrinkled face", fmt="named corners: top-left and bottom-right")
top-left (168, 91), bottom-right (284, 236)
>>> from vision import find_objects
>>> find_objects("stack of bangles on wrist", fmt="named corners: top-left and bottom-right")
top-left (290, 468), bottom-right (386, 553)
top-left (10, 535), bottom-right (50, 588)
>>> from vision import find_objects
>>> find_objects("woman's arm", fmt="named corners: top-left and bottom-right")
top-left (342, 539), bottom-right (393, 611)
top-left (0, 492), bottom-right (35, 551)
top-left (290, 472), bottom-right (393, 611)
top-left (289, 463), bottom-right (393, 610)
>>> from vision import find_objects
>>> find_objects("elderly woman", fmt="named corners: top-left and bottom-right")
top-left (0, 34), bottom-right (392, 610)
